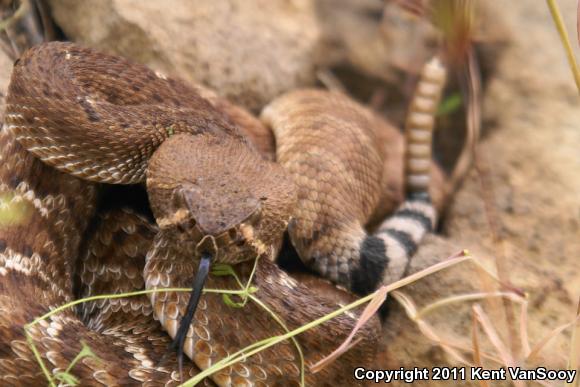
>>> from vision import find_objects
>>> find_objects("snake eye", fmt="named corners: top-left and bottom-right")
top-left (223, 228), bottom-right (245, 247)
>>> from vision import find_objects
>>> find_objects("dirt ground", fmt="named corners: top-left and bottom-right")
top-left (1, 0), bottom-right (579, 385)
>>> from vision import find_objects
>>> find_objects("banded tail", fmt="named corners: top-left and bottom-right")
top-left (351, 57), bottom-right (446, 294)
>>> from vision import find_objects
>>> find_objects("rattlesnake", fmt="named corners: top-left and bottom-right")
top-left (0, 42), bottom-right (445, 386)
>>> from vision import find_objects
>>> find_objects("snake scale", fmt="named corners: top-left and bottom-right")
top-left (0, 42), bottom-right (446, 386)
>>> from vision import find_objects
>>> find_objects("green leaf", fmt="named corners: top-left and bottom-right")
top-left (76, 341), bottom-right (98, 360)
top-left (60, 340), bottom-right (101, 383)
top-left (437, 92), bottom-right (462, 116)
top-left (54, 372), bottom-right (79, 386)
top-left (222, 294), bottom-right (246, 308)
top-left (211, 264), bottom-right (236, 277)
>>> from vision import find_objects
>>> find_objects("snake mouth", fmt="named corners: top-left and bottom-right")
top-left (171, 252), bottom-right (212, 378)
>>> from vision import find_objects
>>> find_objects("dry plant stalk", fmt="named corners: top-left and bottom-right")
top-left (526, 314), bottom-right (580, 364)
top-left (471, 307), bottom-right (491, 387)
top-left (568, 299), bottom-right (580, 380)
top-left (474, 149), bottom-right (521, 358)
top-left (392, 0), bottom-right (427, 18)
top-left (472, 304), bottom-right (525, 387)
top-left (393, 290), bottom-right (475, 365)
top-left (545, 0), bottom-right (580, 93)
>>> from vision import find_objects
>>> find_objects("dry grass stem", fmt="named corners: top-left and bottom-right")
top-left (393, 290), bottom-right (475, 365)
top-left (472, 304), bottom-right (525, 387)
top-left (545, 0), bottom-right (580, 93)
top-left (568, 299), bottom-right (580, 380)
top-left (526, 314), bottom-right (580, 364)
top-left (471, 307), bottom-right (490, 387)
top-left (519, 300), bottom-right (532, 357)
top-left (316, 69), bottom-right (347, 93)
top-left (310, 288), bottom-right (386, 373)
top-left (416, 291), bottom-right (524, 319)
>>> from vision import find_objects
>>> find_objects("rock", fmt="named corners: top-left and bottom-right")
top-left (47, 0), bottom-right (322, 112)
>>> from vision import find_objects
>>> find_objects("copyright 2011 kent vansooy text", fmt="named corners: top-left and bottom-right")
top-left (353, 366), bottom-right (577, 383)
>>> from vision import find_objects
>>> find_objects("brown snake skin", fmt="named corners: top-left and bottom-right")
top-left (0, 42), bottom-right (445, 386)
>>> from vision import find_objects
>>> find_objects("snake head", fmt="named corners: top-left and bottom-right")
top-left (146, 133), bottom-right (296, 374)
top-left (146, 133), bottom-right (296, 264)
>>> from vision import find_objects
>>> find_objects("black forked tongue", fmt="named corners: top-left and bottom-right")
top-left (170, 252), bottom-right (212, 381)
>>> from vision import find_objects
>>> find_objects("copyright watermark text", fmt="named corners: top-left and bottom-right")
top-left (353, 367), bottom-right (577, 383)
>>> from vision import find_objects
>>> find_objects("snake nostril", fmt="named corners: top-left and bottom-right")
top-left (176, 218), bottom-right (196, 233)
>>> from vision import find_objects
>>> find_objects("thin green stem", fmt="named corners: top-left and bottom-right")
top-left (63, 350), bottom-right (85, 375)
top-left (24, 328), bottom-right (56, 387)
top-left (24, 286), bottom-right (250, 385)
top-left (236, 254), bottom-right (261, 307)
top-left (228, 267), bottom-right (245, 288)
top-left (546, 0), bottom-right (580, 94)
top-left (248, 294), bottom-right (305, 387)
top-left (25, 287), bottom-right (248, 327)
top-left (244, 255), bottom-right (260, 292)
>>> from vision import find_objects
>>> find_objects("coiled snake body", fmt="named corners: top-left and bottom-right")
top-left (0, 42), bottom-right (445, 386)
